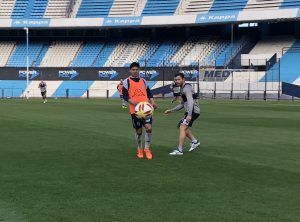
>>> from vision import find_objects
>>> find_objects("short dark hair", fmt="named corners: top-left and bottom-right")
top-left (130, 62), bottom-right (140, 69)
top-left (175, 73), bottom-right (185, 79)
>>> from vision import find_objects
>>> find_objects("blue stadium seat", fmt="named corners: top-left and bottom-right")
top-left (77, 0), bottom-right (114, 18)
top-left (142, 0), bottom-right (180, 16)
top-left (146, 41), bottom-right (181, 67)
top-left (7, 42), bottom-right (47, 67)
top-left (209, 0), bottom-right (248, 12)
top-left (280, 0), bottom-right (300, 8)
top-left (11, 0), bottom-right (49, 18)
top-left (30, 0), bottom-right (49, 18)
top-left (72, 42), bottom-right (105, 67)
top-left (34, 44), bottom-right (49, 67)
top-left (92, 42), bottom-right (118, 67)
top-left (11, 0), bottom-right (29, 18)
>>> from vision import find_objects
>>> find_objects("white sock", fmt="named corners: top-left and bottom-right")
top-left (145, 133), bottom-right (152, 149)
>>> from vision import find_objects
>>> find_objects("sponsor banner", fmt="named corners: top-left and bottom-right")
top-left (0, 67), bottom-right (260, 82)
top-left (0, 8), bottom-right (296, 29)
top-left (103, 17), bottom-right (142, 26)
top-left (0, 67), bottom-right (180, 81)
top-left (196, 11), bottom-right (239, 24)
top-left (200, 69), bottom-right (232, 81)
top-left (12, 19), bottom-right (50, 27)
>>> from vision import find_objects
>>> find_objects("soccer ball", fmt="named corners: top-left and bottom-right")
top-left (135, 102), bottom-right (154, 119)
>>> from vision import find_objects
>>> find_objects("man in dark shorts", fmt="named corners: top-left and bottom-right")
top-left (165, 73), bottom-right (200, 155)
top-left (122, 62), bottom-right (158, 160)
top-left (38, 80), bottom-right (47, 103)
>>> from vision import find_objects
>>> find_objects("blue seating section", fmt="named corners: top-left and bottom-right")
top-left (202, 42), bottom-right (228, 66)
top-left (11, 0), bottom-right (29, 18)
top-left (139, 42), bottom-right (160, 66)
top-left (72, 42), bottom-right (105, 67)
top-left (33, 44), bottom-right (49, 67)
top-left (146, 41), bottom-right (181, 67)
top-left (30, 0), bottom-right (49, 18)
top-left (216, 41), bottom-right (245, 67)
top-left (6, 0), bottom-right (300, 19)
top-left (77, 0), bottom-right (114, 18)
top-left (142, 0), bottom-right (180, 16)
top-left (11, 0), bottom-right (48, 18)
top-left (7, 42), bottom-right (47, 67)
top-left (280, 0), bottom-right (300, 8)
top-left (209, 0), bottom-right (248, 12)
top-left (92, 42), bottom-right (118, 67)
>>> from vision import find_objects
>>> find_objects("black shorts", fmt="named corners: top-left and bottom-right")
top-left (41, 91), bottom-right (46, 97)
top-left (177, 112), bottom-right (200, 128)
top-left (120, 95), bottom-right (123, 99)
top-left (131, 114), bottom-right (152, 129)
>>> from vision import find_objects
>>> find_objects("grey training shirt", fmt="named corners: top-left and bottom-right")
top-left (170, 83), bottom-right (200, 116)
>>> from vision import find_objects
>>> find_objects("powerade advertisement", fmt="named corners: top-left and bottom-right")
top-left (0, 67), bottom-right (235, 81)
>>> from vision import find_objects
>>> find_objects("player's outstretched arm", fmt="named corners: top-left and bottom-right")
top-left (164, 103), bottom-right (184, 115)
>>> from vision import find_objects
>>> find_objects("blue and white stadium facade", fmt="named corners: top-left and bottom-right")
top-left (0, 0), bottom-right (300, 99)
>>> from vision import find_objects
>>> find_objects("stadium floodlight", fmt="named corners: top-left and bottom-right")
top-left (24, 27), bottom-right (29, 99)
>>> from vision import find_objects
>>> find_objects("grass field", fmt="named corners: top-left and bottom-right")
top-left (0, 99), bottom-right (300, 222)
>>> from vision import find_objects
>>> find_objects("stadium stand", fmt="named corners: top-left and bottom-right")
top-left (216, 36), bottom-right (250, 67)
top-left (11, 0), bottom-right (29, 19)
top-left (176, 0), bottom-right (213, 15)
top-left (0, 0), bottom-right (15, 18)
top-left (138, 42), bottom-right (160, 66)
top-left (40, 41), bottom-right (82, 67)
top-left (33, 44), bottom-right (49, 67)
top-left (30, 0), bottom-right (49, 18)
top-left (0, 0), bottom-right (300, 19)
top-left (241, 36), bottom-right (295, 66)
top-left (71, 42), bottom-right (105, 67)
top-left (142, 0), bottom-right (180, 16)
top-left (7, 42), bottom-right (46, 67)
top-left (44, 0), bottom-right (70, 18)
top-left (106, 39), bottom-right (148, 67)
top-left (0, 36), bottom-right (299, 70)
top-left (92, 42), bottom-right (118, 67)
top-left (109, 0), bottom-right (139, 17)
top-left (280, 0), bottom-right (300, 8)
top-left (205, 40), bottom-right (230, 66)
top-left (10, 0), bottom-right (49, 18)
top-left (146, 41), bottom-right (182, 66)
top-left (170, 36), bottom-right (199, 65)
top-left (180, 37), bottom-right (217, 66)
top-left (209, 0), bottom-right (248, 12)
top-left (76, 0), bottom-right (114, 18)
top-left (244, 0), bottom-right (284, 11)
top-left (0, 42), bottom-right (16, 67)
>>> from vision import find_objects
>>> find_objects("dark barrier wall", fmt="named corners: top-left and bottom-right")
top-left (0, 67), bottom-right (232, 81)
top-left (282, 82), bottom-right (300, 98)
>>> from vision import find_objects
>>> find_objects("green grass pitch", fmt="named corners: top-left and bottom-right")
top-left (0, 99), bottom-right (300, 222)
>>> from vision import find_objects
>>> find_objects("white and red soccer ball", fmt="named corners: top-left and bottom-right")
top-left (135, 102), bottom-right (154, 119)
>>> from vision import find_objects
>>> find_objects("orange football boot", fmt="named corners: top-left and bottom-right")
top-left (144, 148), bottom-right (153, 160)
top-left (137, 148), bottom-right (144, 159)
